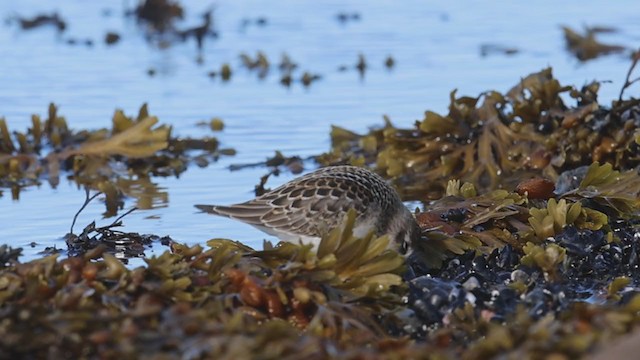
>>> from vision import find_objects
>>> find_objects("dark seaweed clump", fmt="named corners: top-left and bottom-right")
top-left (64, 205), bottom-right (174, 259)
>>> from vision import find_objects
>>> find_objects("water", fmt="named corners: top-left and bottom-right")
top-left (1, 0), bottom-right (639, 263)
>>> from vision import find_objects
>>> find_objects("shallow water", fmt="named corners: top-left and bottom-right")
top-left (1, 0), bottom-right (639, 264)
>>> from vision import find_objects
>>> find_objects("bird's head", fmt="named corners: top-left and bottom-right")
top-left (389, 207), bottom-right (423, 256)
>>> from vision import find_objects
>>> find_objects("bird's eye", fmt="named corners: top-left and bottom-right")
top-left (395, 230), bottom-right (408, 254)
top-left (401, 239), bottom-right (409, 254)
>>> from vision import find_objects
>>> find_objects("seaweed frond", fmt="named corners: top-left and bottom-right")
top-left (60, 116), bottom-right (169, 159)
top-left (563, 162), bottom-right (640, 216)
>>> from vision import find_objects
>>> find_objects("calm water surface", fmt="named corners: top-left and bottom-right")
top-left (1, 0), bottom-right (639, 264)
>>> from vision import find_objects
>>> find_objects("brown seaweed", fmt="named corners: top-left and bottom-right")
top-left (0, 104), bottom-right (234, 215)
top-left (317, 68), bottom-right (640, 201)
top-left (562, 26), bottom-right (627, 61)
top-left (3, 44), bottom-right (640, 360)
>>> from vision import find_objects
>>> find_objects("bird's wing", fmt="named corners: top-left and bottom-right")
top-left (195, 175), bottom-right (368, 237)
top-left (195, 203), bottom-right (272, 225)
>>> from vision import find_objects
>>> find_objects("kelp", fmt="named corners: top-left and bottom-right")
top-left (0, 210), bottom-right (408, 358)
top-left (227, 150), bottom-right (307, 196)
top-left (0, 103), bottom-right (234, 215)
top-left (528, 198), bottom-right (605, 238)
top-left (209, 51), bottom-right (323, 88)
top-left (335, 12), bottom-right (361, 24)
top-left (562, 26), bottom-right (627, 61)
top-left (60, 116), bottom-right (169, 158)
top-left (105, 32), bottom-right (121, 45)
top-left (317, 67), bottom-right (640, 201)
top-left (412, 185), bottom-right (528, 267)
top-left (11, 12), bottom-right (67, 31)
top-left (403, 210), bottom-right (640, 357)
top-left (240, 51), bottom-right (271, 79)
top-left (0, 245), bottom-right (22, 269)
top-left (133, 0), bottom-right (184, 32)
top-left (410, 162), bottom-right (640, 268)
top-left (562, 162), bottom-right (640, 217)
top-left (3, 197), bottom-right (640, 358)
top-left (65, 214), bottom-right (172, 259)
top-left (480, 43), bottom-right (519, 57)
top-left (3, 60), bottom-right (640, 359)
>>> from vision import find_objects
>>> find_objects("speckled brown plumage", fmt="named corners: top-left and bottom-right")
top-left (195, 165), bottom-right (421, 254)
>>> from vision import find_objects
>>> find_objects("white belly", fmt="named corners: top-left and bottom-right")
top-left (254, 216), bottom-right (377, 250)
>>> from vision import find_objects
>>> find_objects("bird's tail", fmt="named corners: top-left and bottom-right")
top-left (194, 204), bottom-right (269, 225)
top-left (195, 204), bottom-right (225, 216)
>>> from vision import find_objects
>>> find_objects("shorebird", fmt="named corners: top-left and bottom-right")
top-left (195, 166), bottom-right (422, 255)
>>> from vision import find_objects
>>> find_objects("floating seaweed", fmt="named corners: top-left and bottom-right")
top-left (480, 43), bottom-right (520, 57)
top-left (104, 31), bottom-right (121, 45)
top-left (384, 55), bottom-right (396, 69)
top-left (0, 103), bottom-right (234, 215)
top-left (0, 245), bottom-right (21, 269)
top-left (240, 16), bottom-right (268, 31)
top-left (562, 26), bottom-right (627, 61)
top-left (129, 0), bottom-right (218, 54)
top-left (133, 0), bottom-right (184, 32)
top-left (336, 12), bottom-right (361, 24)
top-left (240, 51), bottom-right (271, 79)
top-left (12, 12), bottom-right (67, 31)
top-left (63, 191), bottom-right (173, 258)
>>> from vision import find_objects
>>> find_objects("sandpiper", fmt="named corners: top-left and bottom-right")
top-left (195, 165), bottom-right (422, 255)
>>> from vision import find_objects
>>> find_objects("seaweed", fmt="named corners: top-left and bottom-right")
top-left (412, 186), bottom-right (529, 267)
top-left (0, 210), bottom-right (407, 358)
top-left (240, 51), bottom-right (271, 79)
top-left (104, 32), bottom-right (121, 45)
top-left (384, 55), bottom-right (396, 69)
top-left (64, 192), bottom-right (172, 259)
top-left (59, 116), bottom-right (169, 159)
top-left (12, 12), bottom-right (67, 31)
top-left (480, 43), bottom-right (519, 57)
top-left (562, 26), bottom-right (627, 61)
top-left (336, 12), bottom-right (361, 24)
top-left (4, 49), bottom-right (640, 360)
top-left (2, 199), bottom-right (640, 358)
top-left (0, 245), bottom-right (22, 269)
top-left (133, 0), bottom-right (184, 32)
top-left (0, 104), bottom-right (234, 215)
top-left (562, 162), bottom-right (640, 217)
top-left (317, 68), bottom-right (640, 201)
